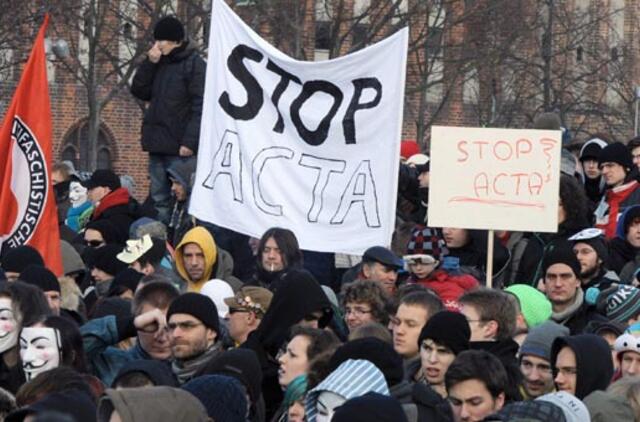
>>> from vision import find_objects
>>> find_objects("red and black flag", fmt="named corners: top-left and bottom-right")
top-left (0, 15), bottom-right (63, 275)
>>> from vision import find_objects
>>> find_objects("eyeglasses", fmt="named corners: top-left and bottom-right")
top-left (167, 321), bottom-right (203, 332)
top-left (345, 307), bottom-right (372, 316)
top-left (85, 240), bottom-right (105, 248)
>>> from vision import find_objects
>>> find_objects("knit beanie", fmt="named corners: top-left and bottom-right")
top-left (167, 292), bottom-right (219, 333)
top-left (417, 311), bottom-right (470, 355)
top-left (493, 400), bottom-right (566, 421)
top-left (579, 138), bottom-right (607, 161)
top-left (400, 140), bottom-right (420, 160)
top-left (505, 284), bottom-right (552, 328)
top-left (541, 241), bottom-right (581, 279)
top-left (107, 268), bottom-right (144, 297)
top-left (598, 141), bottom-right (633, 171)
top-left (1, 245), bottom-right (44, 274)
top-left (182, 375), bottom-right (247, 422)
top-left (536, 392), bottom-right (590, 422)
top-left (85, 220), bottom-right (126, 245)
top-left (406, 226), bottom-right (447, 260)
top-left (154, 16), bottom-right (185, 42)
top-left (329, 337), bottom-right (404, 387)
top-left (332, 392), bottom-right (408, 422)
top-left (520, 321), bottom-right (570, 361)
top-left (92, 244), bottom-right (128, 277)
top-left (202, 349), bottom-right (263, 404)
top-left (19, 265), bottom-right (60, 293)
top-left (112, 359), bottom-right (178, 388)
top-left (604, 285), bottom-right (640, 324)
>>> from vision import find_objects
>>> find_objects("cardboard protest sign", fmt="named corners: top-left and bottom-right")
top-left (428, 126), bottom-right (562, 233)
top-left (190, 0), bottom-right (408, 254)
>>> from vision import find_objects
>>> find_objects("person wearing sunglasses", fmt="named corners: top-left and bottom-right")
top-left (223, 286), bottom-right (273, 347)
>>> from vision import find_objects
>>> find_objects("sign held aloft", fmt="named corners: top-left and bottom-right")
top-left (190, 0), bottom-right (408, 255)
top-left (428, 126), bottom-right (562, 233)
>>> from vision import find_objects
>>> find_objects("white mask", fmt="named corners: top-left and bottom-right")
top-left (0, 298), bottom-right (19, 354)
top-left (69, 181), bottom-right (88, 208)
top-left (20, 327), bottom-right (62, 381)
top-left (316, 391), bottom-right (346, 422)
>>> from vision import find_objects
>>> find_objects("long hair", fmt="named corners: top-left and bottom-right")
top-left (256, 227), bottom-right (303, 270)
top-left (40, 316), bottom-right (87, 373)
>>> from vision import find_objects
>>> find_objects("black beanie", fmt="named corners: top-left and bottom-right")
top-left (329, 338), bottom-right (404, 387)
top-left (85, 220), bottom-right (126, 245)
top-left (541, 240), bottom-right (581, 279)
top-left (167, 292), bottom-right (219, 333)
top-left (92, 244), bottom-right (128, 277)
top-left (112, 359), bottom-right (178, 388)
top-left (154, 16), bottom-right (185, 42)
top-left (107, 268), bottom-right (144, 297)
top-left (418, 311), bottom-right (470, 355)
top-left (332, 392), bottom-right (408, 422)
top-left (92, 297), bottom-right (132, 320)
top-left (19, 265), bottom-right (60, 293)
top-left (598, 142), bottom-right (633, 171)
top-left (1, 245), bottom-right (44, 274)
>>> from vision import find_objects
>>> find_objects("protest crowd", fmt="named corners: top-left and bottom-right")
top-left (7, 10), bottom-right (640, 422)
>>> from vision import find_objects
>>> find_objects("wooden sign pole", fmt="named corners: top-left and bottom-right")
top-left (486, 229), bottom-right (494, 289)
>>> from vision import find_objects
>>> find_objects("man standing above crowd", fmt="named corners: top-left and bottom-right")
top-left (130, 15), bottom-right (205, 224)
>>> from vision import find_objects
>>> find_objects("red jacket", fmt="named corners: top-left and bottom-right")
top-left (411, 270), bottom-right (479, 311)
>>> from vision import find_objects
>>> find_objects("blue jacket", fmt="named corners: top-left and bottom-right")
top-left (81, 315), bottom-right (164, 386)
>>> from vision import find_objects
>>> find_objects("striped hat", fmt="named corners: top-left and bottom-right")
top-left (605, 285), bottom-right (640, 324)
top-left (305, 359), bottom-right (389, 422)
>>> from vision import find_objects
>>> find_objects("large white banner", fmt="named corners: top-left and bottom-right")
top-left (190, 0), bottom-right (408, 254)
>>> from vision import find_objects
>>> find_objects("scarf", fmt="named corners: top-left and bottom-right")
top-left (172, 342), bottom-right (221, 384)
top-left (93, 187), bottom-right (130, 219)
top-left (551, 288), bottom-right (584, 323)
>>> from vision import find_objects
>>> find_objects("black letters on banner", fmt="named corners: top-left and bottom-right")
top-left (290, 81), bottom-right (343, 146)
top-left (219, 45), bottom-right (265, 120)
top-left (266, 60), bottom-right (301, 133)
top-left (343, 78), bottom-right (382, 144)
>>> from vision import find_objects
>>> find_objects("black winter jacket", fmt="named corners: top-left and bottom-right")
top-left (131, 42), bottom-right (206, 155)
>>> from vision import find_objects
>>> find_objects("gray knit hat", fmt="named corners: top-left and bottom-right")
top-left (520, 321), bottom-right (570, 361)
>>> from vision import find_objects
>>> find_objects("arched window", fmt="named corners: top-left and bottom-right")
top-left (61, 121), bottom-right (115, 172)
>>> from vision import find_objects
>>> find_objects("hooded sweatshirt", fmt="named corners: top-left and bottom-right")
top-left (305, 359), bottom-right (390, 422)
top-left (97, 386), bottom-right (208, 422)
top-left (242, 269), bottom-right (332, 419)
top-left (550, 334), bottom-right (613, 399)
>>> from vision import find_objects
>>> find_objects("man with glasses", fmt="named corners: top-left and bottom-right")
top-left (166, 292), bottom-right (223, 384)
top-left (518, 321), bottom-right (569, 399)
top-left (341, 280), bottom-right (390, 332)
top-left (223, 286), bottom-right (273, 346)
top-left (81, 281), bottom-right (180, 386)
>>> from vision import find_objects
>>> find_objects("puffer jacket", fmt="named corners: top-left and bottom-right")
top-left (130, 41), bottom-right (206, 155)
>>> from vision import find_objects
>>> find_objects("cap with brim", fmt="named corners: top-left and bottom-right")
top-left (117, 235), bottom-right (153, 264)
top-left (223, 286), bottom-right (273, 316)
top-left (363, 246), bottom-right (404, 269)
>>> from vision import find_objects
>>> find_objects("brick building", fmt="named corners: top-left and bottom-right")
top-left (1, 0), bottom-right (639, 199)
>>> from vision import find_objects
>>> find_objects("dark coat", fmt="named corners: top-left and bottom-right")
top-left (130, 42), bottom-right (206, 155)
top-left (561, 301), bottom-right (608, 335)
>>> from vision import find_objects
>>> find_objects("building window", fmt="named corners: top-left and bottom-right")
top-left (61, 121), bottom-right (114, 172)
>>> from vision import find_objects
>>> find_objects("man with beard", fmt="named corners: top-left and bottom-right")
top-left (518, 321), bottom-right (569, 399)
top-left (166, 292), bottom-right (222, 384)
top-left (569, 228), bottom-right (618, 290)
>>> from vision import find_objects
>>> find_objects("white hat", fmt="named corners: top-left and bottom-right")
top-left (117, 234), bottom-right (153, 264)
top-left (200, 279), bottom-right (234, 318)
top-left (536, 391), bottom-right (590, 422)
top-left (406, 153), bottom-right (430, 166)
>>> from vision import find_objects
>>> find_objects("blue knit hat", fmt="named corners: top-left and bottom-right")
top-left (182, 375), bottom-right (247, 422)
